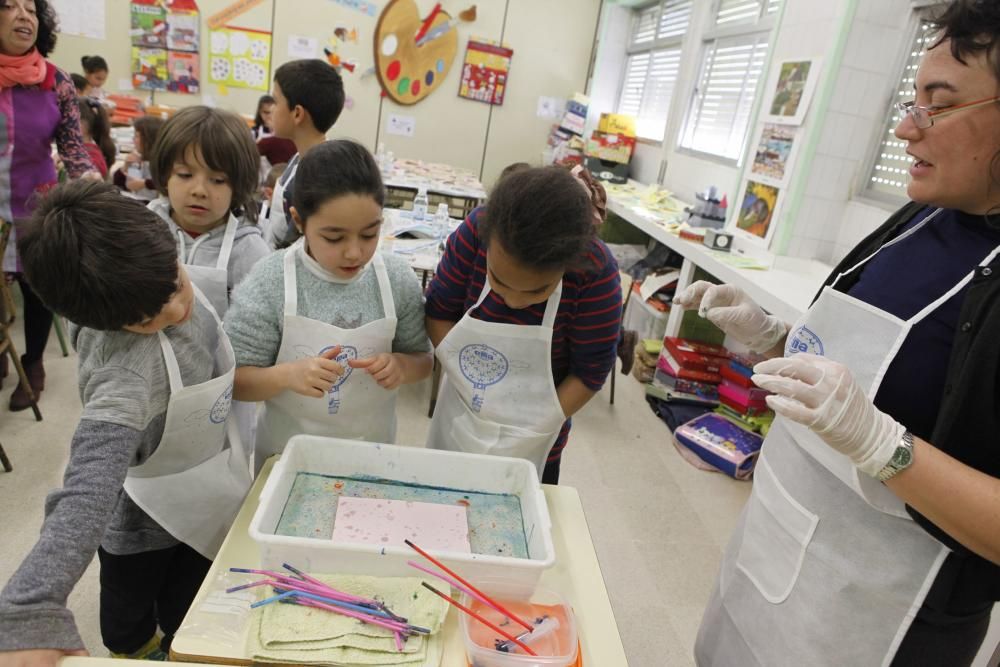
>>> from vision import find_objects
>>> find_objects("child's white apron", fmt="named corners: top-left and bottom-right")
top-left (254, 243), bottom-right (398, 471)
top-left (426, 279), bottom-right (567, 479)
top-left (123, 287), bottom-right (251, 559)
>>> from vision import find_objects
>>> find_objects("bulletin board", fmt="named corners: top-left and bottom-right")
top-left (208, 26), bottom-right (272, 91)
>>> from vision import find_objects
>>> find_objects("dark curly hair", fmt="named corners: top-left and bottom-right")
top-left (479, 167), bottom-right (596, 272)
top-left (930, 0), bottom-right (1000, 193)
top-left (26, 0), bottom-right (59, 57)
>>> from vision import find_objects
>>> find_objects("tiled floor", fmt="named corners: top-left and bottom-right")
top-left (0, 337), bottom-right (751, 666)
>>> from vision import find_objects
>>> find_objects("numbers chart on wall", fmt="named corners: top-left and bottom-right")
top-left (208, 26), bottom-right (272, 91)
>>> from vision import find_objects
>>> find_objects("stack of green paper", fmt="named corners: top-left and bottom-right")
top-left (247, 574), bottom-right (451, 666)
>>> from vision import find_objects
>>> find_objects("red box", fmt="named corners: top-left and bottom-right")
top-left (657, 348), bottom-right (722, 384)
top-left (718, 380), bottom-right (770, 414)
top-left (663, 337), bottom-right (728, 373)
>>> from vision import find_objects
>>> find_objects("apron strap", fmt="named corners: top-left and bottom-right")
top-left (269, 156), bottom-right (299, 223)
top-left (283, 242), bottom-right (300, 318)
top-left (157, 285), bottom-right (225, 394)
top-left (540, 280), bottom-right (563, 329)
top-left (371, 253), bottom-right (397, 322)
top-left (831, 208), bottom-right (944, 289)
top-left (215, 213), bottom-right (238, 271)
top-left (907, 243), bottom-right (1000, 325)
top-left (157, 330), bottom-right (184, 394)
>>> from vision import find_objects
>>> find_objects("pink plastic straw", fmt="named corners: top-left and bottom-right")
top-left (294, 596), bottom-right (414, 634)
top-left (394, 631), bottom-right (404, 652)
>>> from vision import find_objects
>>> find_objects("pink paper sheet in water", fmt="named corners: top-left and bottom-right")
top-left (331, 496), bottom-right (472, 553)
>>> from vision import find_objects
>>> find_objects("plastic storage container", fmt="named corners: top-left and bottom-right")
top-left (249, 436), bottom-right (556, 595)
top-left (460, 580), bottom-right (579, 667)
top-left (622, 291), bottom-right (669, 342)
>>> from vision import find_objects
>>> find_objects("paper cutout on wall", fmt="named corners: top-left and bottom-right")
top-left (332, 0), bottom-right (378, 17)
top-left (130, 0), bottom-right (167, 48)
top-left (167, 51), bottom-right (200, 93)
top-left (207, 0), bottom-right (266, 30)
top-left (166, 0), bottom-right (200, 52)
top-left (458, 39), bottom-right (512, 106)
top-left (131, 46), bottom-right (168, 90)
top-left (374, 1), bottom-right (476, 105)
top-left (208, 26), bottom-right (272, 91)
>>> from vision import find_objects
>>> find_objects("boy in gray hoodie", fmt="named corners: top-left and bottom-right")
top-left (0, 181), bottom-right (247, 664)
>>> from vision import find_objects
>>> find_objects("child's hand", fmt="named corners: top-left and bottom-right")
top-left (124, 152), bottom-right (141, 164)
top-left (0, 648), bottom-right (88, 667)
top-left (126, 177), bottom-right (146, 192)
top-left (283, 346), bottom-right (344, 397)
top-left (349, 353), bottom-right (403, 390)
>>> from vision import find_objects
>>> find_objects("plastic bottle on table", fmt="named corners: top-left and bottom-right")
top-left (412, 186), bottom-right (429, 222)
top-left (433, 202), bottom-right (450, 248)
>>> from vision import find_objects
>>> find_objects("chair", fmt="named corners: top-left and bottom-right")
top-left (609, 270), bottom-right (636, 406)
top-left (0, 219), bottom-right (42, 426)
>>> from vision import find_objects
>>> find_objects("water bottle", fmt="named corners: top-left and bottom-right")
top-left (375, 142), bottom-right (385, 169)
top-left (412, 186), bottom-right (429, 222)
top-left (433, 202), bottom-right (450, 248)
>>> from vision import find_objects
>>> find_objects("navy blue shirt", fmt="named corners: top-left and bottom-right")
top-left (847, 207), bottom-right (1000, 440)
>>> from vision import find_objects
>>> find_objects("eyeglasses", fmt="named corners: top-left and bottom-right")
top-left (895, 95), bottom-right (1000, 129)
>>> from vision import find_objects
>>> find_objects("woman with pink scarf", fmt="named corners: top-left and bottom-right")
top-left (0, 0), bottom-right (96, 411)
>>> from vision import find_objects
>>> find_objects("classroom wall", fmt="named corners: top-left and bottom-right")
top-left (47, 0), bottom-right (601, 185)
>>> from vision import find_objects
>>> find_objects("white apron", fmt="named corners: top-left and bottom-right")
top-left (123, 288), bottom-right (252, 560)
top-left (696, 209), bottom-right (1000, 666)
top-left (254, 242), bottom-right (398, 471)
top-left (176, 213), bottom-right (238, 319)
top-left (426, 279), bottom-right (567, 479)
top-left (266, 155), bottom-right (298, 248)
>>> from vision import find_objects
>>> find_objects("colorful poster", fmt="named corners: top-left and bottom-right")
top-left (763, 58), bottom-right (822, 126)
top-left (208, 27), bottom-right (271, 91)
top-left (167, 51), bottom-right (200, 93)
top-left (458, 39), bottom-right (513, 106)
top-left (166, 1), bottom-right (200, 52)
top-left (131, 47), bottom-right (168, 90)
top-left (130, 0), bottom-right (167, 48)
top-left (735, 180), bottom-right (780, 240)
top-left (750, 123), bottom-right (798, 185)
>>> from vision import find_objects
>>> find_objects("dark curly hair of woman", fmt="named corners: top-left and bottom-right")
top-left (15, 0), bottom-right (60, 57)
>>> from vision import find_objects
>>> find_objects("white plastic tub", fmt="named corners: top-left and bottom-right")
top-left (249, 436), bottom-right (556, 595)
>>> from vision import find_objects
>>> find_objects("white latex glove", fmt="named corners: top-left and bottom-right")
top-left (672, 281), bottom-right (787, 353)
top-left (752, 354), bottom-right (906, 478)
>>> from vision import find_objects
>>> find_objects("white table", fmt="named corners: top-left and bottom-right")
top-left (383, 159), bottom-right (488, 202)
top-left (169, 458), bottom-right (629, 666)
top-left (606, 185), bottom-right (834, 334)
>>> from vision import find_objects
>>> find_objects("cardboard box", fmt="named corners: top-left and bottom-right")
top-left (598, 113), bottom-right (637, 137)
top-left (585, 156), bottom-right (629, 184)
top-left (585, 131), bottom-right (636, 164)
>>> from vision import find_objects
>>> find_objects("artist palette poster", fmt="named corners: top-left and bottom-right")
top-left (209, 26), bottom-right (272, 91)
top-left (458, 39), bottom-right (513, 106)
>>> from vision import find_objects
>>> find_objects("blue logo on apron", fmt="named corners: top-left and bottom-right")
top-left (787, 325), bottom-right (824, 356)
top-left (210, 384), bottom-right (233, 424)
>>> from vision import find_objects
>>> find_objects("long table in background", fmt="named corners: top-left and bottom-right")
top-left (605, 181), bottom-right (833, 334)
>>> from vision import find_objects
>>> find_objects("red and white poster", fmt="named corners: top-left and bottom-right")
top-left (458, 39), bottom-right (513, 106)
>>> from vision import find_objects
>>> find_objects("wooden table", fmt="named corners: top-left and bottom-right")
top-left (170, 458), bottom-right (629, 666)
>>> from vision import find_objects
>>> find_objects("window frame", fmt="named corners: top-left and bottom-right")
top-left (615, 0), bottom-right (692, 142)
top-left (860, 6), bottom-right (943, 206)
top-left (675, 0), bottom-right (779, 165)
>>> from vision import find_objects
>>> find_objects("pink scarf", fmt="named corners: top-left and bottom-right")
top-left (0, 48), bottom-right (46, 88)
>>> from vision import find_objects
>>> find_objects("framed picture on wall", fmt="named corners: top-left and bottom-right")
top-left (729, 179), bottom-right (783, 249)
top-left (750, 123), bottom-right (799, 186)
top-left (762, 58), bottom-right (822, 126)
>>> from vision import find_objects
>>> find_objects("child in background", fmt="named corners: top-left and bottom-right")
top-left (0, 181), bottom-right (250, 661)
top-left (76, 97), bottom-right (115, 179)
top-left (264, 59), bottom-right (344, 248)
top-left (226, 140), bottom-right (431, 471)
top-left (252, 94), bottom-right (276, 141)
top-left (257, 161), bottom-right (287, 238)
top-left (70, 73), bottom-right (91, 97)
top-left (80, 55), bottom-right (111, 105)
top-left (148, 106), bottom-right (271, 317)
top-left (424, 167), bottom-right (622, 483)
top-left (113, 116), bottom-right (164, 203)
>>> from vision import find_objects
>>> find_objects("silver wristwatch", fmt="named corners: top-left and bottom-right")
top-left (877, 430), bottom-right (914, 482)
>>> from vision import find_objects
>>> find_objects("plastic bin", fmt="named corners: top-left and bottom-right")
top-left (460, 579), bottom-right (579, 667)
top-left (249, 436), bottom-right (556, 596)
top-left (623, 292), bottom-right (669, 342)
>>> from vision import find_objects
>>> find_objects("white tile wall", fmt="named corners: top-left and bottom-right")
top-left (785, 0), bottom-right (913, 265)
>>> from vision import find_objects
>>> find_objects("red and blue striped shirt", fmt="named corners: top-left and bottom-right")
top-left (425, 207), bottom-right (622, 461)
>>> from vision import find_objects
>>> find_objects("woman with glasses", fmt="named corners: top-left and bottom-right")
top-left (677, 1), bottom-right (1000, 665)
